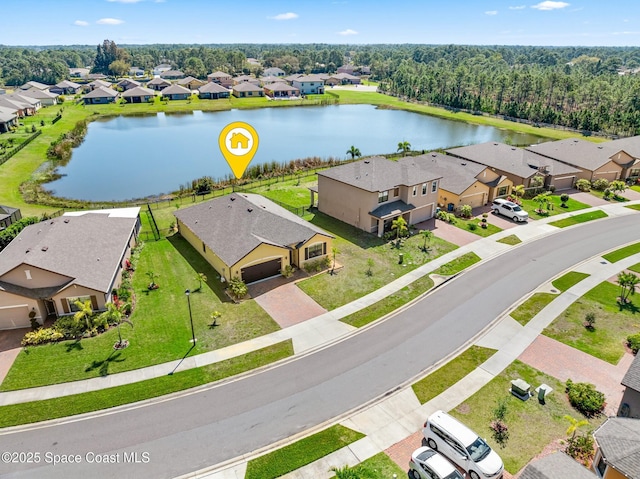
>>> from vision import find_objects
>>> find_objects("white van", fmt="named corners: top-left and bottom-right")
top-left (422, 410), bottom-right (504, 479)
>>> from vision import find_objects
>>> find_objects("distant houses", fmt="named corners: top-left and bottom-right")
top-left (232, 82), bottom-right (264, 98)
top-left (121, 86), bottom-right (155, 103)
top-left (160, 84), bottom-right (191, 101)
top-left (198, 82), bottom-right (231, 99)
top-left (82, 86), bottom-right (118, 105)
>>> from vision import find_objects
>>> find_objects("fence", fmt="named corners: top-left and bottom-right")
top-left (0, 130), bottom-right (42, 166)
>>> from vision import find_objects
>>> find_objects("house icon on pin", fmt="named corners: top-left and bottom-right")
top-left (230, 132), bottom-right (250, 150)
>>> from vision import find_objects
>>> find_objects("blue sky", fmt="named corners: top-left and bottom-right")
top-left (2, 0), bottom-right (639, 46)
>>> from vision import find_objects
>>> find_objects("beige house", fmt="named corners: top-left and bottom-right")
top-left (619, 353), bottom-right (640, 419)
top-left (0, 208), bottom-right (140, 330)
top-left (447, 142), bottom-right (582, 190)
top-left (527, 139), bottom-right (635, 182)
top-left (232, 82), bottom-right (265, 98)
top-left (317, 156), bottom-right (441, 237)
top-left (174, 194), bottom-right (333, 284)
top-left (592, 417), bottom-right (640, 479)
top-left (605, 135), bottom-right (640, 179)
top-left (207, 71), bottom-right (233, 88)
top-left (520, 452), bottom-right (596, 479)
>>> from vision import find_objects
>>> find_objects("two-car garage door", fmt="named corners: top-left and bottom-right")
top-left (0, 305), bottom-right (30, 330)
top-left (241, 258), bottom-right (282, 284)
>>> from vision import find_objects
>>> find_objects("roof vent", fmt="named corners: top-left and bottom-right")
top-left (461, 162), bottom-right (466, 166)
top-left (64, 219), bottom-right (70, 223)
top-left (41, 246), bottom-right (48, 252)
top-left (25, 248), bottom-right (30, 253)
top-left (432, 154), bottom-right (436, 157)
top-left (511, 148), bottom-right (516, 150)
top-left (50, 221), bottom-right (54, 224)
top-left (364, 160), bottom-right (370, 164)
top-left (597, 146), bottom-right (603, 149)
top-left (247, 208), bottom-right (253, 212)
top-left (230, 197), bottom-right (236, 201)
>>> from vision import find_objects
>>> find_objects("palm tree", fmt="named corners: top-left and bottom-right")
top-left (391, 216), bottom-right (408, 246)
top-left (397, 140), bottom-right (411, 154)
top-left (346, 145), bottom-right (361, 160)
top-left (196, 272), bottom-right (207, 291)
top-left (73, 299), bottom-right (94, 331)
top-left (512, 184), bottom-right (525, 199)
top-left (100, 301), bottom-right (133, 348)
top-left (532, 191), bottom-right (551, 212)
top-left (331, 246), bottom-right (339, 274)
top-left (618, 271), bottom-right (640, 303)
top-left (564, 415), bottom-right (589, 440)
top-left (421, 229), bottom-right (433, 252)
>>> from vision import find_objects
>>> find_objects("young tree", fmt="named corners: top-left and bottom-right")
top-left (100, 301), bottom-right (133, 348)
top-left (331, 246), bottom-right (339, 274)
top-left (617, 271), bottom-right (639, 303)
top-left (73, 299), bottom-right (94, 331)
top-left (196, 272), bottom-right (207, 290)
top-left (532, 191), bottom-right (551, 213)
top-left (346, 145), bottom-right (361, 159)
top-left (109, 59), bottom-right (130, 77)
top-left (609, 180), bottom-right (627, 199)
top-left (512, 184), bottom-right (525, 199)
top-left (391, 216), bottom-right (408, 246)
top-left (397, 140), bottom-right (411, 154)
top-left (421, 229), bottom-right (433, 252)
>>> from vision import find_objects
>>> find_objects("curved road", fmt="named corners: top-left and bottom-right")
top-left (1, 215), bottom-right (638, 479)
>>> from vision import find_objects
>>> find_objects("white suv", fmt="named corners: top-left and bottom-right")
top-left (491, 198), bottom-right (528, 222)
top-left (423, 410), bottom-right (504, 479)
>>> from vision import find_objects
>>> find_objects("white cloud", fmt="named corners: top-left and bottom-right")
top-left (612, 31), bottom-right (640, 36)
top-left (338, 29), bottom-right (358, 36)
top-left (74, 20), bottom-right (89, 26)
top-left (509, 5), bottom-right (526, 9)
top-left (268, 12), bottom-right (298, 20)
top-left (106, 0), bottom-right (143, 3)
top-left (485, 10), bottom-right (498, 15)
top-left (97, 18), bottom-right (125, 25)
top-left (531, 1), bottom-right (570, 11)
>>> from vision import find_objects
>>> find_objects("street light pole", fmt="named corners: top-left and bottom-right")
top-left (185, 289), bottom-right (196, 344)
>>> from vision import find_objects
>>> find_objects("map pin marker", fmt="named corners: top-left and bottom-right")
top-left (218, 121), bottom-right (259, 179)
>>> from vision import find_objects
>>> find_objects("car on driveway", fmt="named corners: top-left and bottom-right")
top-left (423, 410), bottom-right (504, 479)
top-left (491, 198), bottom-right (528, 223)
top-left (409, 446), bottom-right (465, 479)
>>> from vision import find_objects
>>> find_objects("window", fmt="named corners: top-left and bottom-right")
top-left (378, 190), bottom-right (389, 203)
top-left (412, 186), bottom-right (418, 196)
top-left (596, 456), bottom-right (606, 477)
top-left (67, 296), bottom-right (92, 313)
top-left (432, 180), bottom-right (438, 193)
top-left (498, 186), bottom-right (508, 196)
top-left (393, 187), bottom-right (399, 197)
top-left (422, 183), bottom-right (427, 195)
top-left (305, 242), bottom-right (326, 260)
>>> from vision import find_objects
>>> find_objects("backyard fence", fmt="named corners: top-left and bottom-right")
top-left (0, 130), bottom-right (42, 166)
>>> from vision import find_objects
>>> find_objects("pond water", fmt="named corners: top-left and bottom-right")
top-left (46, 105), bottom-right (546, 201)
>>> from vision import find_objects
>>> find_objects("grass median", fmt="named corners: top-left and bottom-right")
top-left (549, 210), bottom-right (608, 228)
top-left (602, 241), bottom-right (640, 263)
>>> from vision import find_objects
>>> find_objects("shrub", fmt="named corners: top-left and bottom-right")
top-left (228, 277), bottom-right (248, 300)
top-left (459, 204), bottom-right (472, 218)
top-left (468, 223), bottom-right (477, 231)
top-left (490, 420), bottom-right (509, 448)
top-left (584, 312), bottom-right (596, 329)
top-left (560, 193), bottom-right (570, 206)
top-left (627, 332), bottom-right (640, 354)
top-left (603, 188), bottom-right (612, 199)
top-left (281, 264), bottom-right (295, 278)
top-left (303, 257), bottom-right (329, 274)
top-left (566, 380), bottom-right (605, 416)
top-left (54, 315), bottom-right (87, 339)
top-left (592, 178), bottom-right (609, 191)
top-left (565, 433), bottom-right (595, 464)
top-left (575, 179), bottom-right (591, 192)
top-left (21, 327), bottom-right (64, 346)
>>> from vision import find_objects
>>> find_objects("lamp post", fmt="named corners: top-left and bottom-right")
top-left (185, 289), bottom-right (196, 344)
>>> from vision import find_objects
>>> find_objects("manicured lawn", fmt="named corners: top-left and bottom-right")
top-left (626, 204), bottom-right (640, 211)
top-left (549, 210), bottom-right (608, 228)
top-left (631, 185), bottom-right (640, 193)
top-left (451, 360), bottom-right (604, 475)
top-left (0, 236), bottom-right (279, 390)
top-left (589, 189), bottom-right (629, 202)
top-left (552, 271), bottom-right (590, 292)
top-left (602, 242), bottom-right (640, 263)
top-left (543, 281), bottom-right (639, 364)
top-left (630, 263), bottom-right (640, 273)
top-left (297, 213), bottom-right (458, 310)
top-left (331, 452), bottom-right (405, 478)
top-left (341, 275), bottom-right (434, 327)
top-left (520, 195), bottom-right (590, 219)
top-left (433, 252), bottom-right (481, 276)
top-left (497, 234), bottom-right (521, 246)
top-left (412, 346), bottom-right (496, 404)
top-left (510, 293), bottom-right (557, 326)
top-left (0, 340), bottom-right (293, 428)
top-left (453, 216), bottom-right (502, 237)
top-left (247, 175), bottom-right (317, 208)
top-left (244, 424), bottom-right (364, 479)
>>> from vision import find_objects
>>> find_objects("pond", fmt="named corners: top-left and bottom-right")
top-left (46, 105), bottom-right (546, 201)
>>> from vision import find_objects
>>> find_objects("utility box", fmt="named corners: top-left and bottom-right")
top-left (510, 378), bottom-right (531, 401)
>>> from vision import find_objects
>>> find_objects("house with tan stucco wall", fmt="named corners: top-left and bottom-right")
top-left (174, 193), bottom-right (333, 284)
top-left (0, 208), bottom-right (140, 330)
top-left (592, 417), bottom-right (640, 479)
top-left (317, 156), bottom-right (441, 237)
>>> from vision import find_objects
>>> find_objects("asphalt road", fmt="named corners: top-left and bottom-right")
top-left (1, 215), bottom-right (638, 479)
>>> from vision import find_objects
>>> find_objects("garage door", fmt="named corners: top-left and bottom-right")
top-left (411, 204), bottom-right (434, 224)
top-left (241, 258), bottom-right (282, 284)
top-left (553, 176), bottom-right (575, 191)
top-left (0, 305), bottom-right (30, 330)
top-left (460, 192), bottom-right (486, 209)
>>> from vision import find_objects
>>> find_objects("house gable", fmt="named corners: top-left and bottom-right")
top-left (0, 263), bottom-right (73, 290)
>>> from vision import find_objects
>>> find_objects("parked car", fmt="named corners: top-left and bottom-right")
top-left (491, 198), bottom-right (528, 222)
top-left (423, 410), bottom-right (504, 479)
top-left (409, 446), bottom-right (465, 479)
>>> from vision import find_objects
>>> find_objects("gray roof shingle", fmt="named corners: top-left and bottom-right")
top-left (526, 139), bottom-right (634, 171)
top-left (174, 193), bottom-right (332, 266)
top-left (407, 153), bottom-right (487, 195)
top-left (606, 135), bottom-right (640, 159)
top-left (594, 417), bottom-right (640, 478)
top-left (83, 86), bottom-right (118, 99)
top-left (160, 84), bottom-right (191, 95)
top-left (519, 452), bottom-right (596, 479)
top-left (622, 353), bottom-right (640, 392)
top-left (198, 82), bottom-right (230, 94)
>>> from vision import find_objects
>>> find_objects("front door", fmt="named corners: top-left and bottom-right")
top-left (44, 299), bottom-right (57, 318)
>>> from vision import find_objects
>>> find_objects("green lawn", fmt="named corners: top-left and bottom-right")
top-left (297, 213), bottom-right (458, 310)
top-left (602, 242), bottom-right (640, 263)
top-left (245, 425), bottom-right (364, 479)
top-left (589, 189), bottom-right (630, 202)
top-left (330, 453), bottom-right (405, 478)
top-left (433, 252), bottom-right (482, 276)
top-left (0, 340), bottom-right (293, 428)
top-left (510, 293), bottom-right (557, 326)
top-left (497, 234), bottom-right (522, 246)
top-left (451, 360), bottom-right (603, 475)
top-left (549, 210), bottom-right (608, 228)
top-left (626, 204), bottom-right (640, 212)
top-left (453, 216), bottom-right (502, 237)
top-left (543, 281), bottom-right (639, 364)
top-left (630, 263), bottom-right (640, 273)
top-left (631, 185), bottom-right (640, 193)
top-left (412, 346), bottom-right (496, 404)
top-left (520, 195), bottom-right (590, 219)
top-left (1, 236), bottom-right (279, 390)
top-left (552, 271), bottom-right (590, 292)
top-left (247, 175), bottom-right (317, 208)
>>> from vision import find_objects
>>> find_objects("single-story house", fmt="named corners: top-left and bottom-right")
top-left (263, 82), bottom-right (300, 98)
top-left (263, 67), bottom-right (286, 77)
top-left (153, 63), bottom-right (173, 76)
top-left (116, 79), bottom-right (141, 91)
top-left (447, 142), bottom-right (582, 190)
top-left (233, 75), bottom-right (260, 85)
top-left (0, 96), bottom-right (35, 117)
top-left (87, 73), bottom-right (108, 80)
top-left (604, 135), bottom-right (640, 179)
top-left (198, 82), bottom-right (231, 99)
top-left (207, 71), bottom-right (233, 88)
top-left (619, 353), bottom-right (640, 419)
top-left (129, 66), bottom-right (145, 77)
top-left (160, 69), bottom-right (185, 80)
top-left (177, 76), bottom-right (205, 90)
top-left (0, 106), bottom-right (18, 133)
top-left (160, 84), bottom-right (192, 101)
top-left (0, 208), bottom-right (140, 330)
top-left (414, 152), bottom-right (513, 210)
top-left (326, 73), bottom-right (361, 85)
top-left (520, 452), bottom-right (596, 479)
top-left (146, 77), bottom-right (172, 91)
top-left (232, 82), bottom-right (265, 98)
top-left (6, 93), bottom-right (41, 112)
top-left (69, 67), bottom-right (90, 78)
top-left (317, 156), bottom-right (441, 236)
top-left (121, 86), bottom-right (155, 104)
top-left (292, 75), bottom-right (325, 95)
top-left (337, 64), bottom-right (357, 75)
top-left (19, 88), bottom-right (58, 106)
top-left (526, 139), bottom-right (635, 182)
top-left (82, 86), bottom-right (118, 105)
top-left (84, 79), bottom-right (112, 92)
top-left (50, 80), bottom-right (82, 95)
top-left (174, 193), bottom-right (334, 284)
top-left (20, 81), bottom-right (51, 91)
top-left (592, 417), bottom-right (640, 479)
top-left (0, 205), bottom-right (21, 231)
